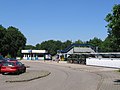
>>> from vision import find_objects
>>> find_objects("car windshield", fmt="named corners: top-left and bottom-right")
top-left (3, 62), bottom-right (15, 66)
top-left (6, 58), bottom-right (16, 60)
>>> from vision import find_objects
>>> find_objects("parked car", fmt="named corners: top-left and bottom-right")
top-left (6, 58), bottom-right (18, 62)
top-left (0, 55), bottom-right (7, 72)
top-left (1, 61), bottom-right (26, 75)
top-left (0, 55), bottom-right (7, 62)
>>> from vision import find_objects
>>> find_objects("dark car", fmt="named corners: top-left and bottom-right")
top-left (1, 61), bottom-right (26, 75)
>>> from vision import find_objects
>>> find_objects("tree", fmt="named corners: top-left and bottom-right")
top-left (0, 25), bottom-right (6, 55)
top-left (87, 37), bottom-right (102, 46)
top-left (35, 43), bottom-right (41, 50)
top-left (38, 40), bottom-right (63, 55)
top-left (74, 39), bottom-right (83, 44)
top-left (35, 40), bottom-right (72, 55)
top-left (105, 4), bottom-right (120, 51)
top-left (86, 37), bottom-right (103, 52)
top-left (100, 37), bottom-right (113, 52)
top-left (62, 40), bottom-right (72, 50)
top-left (2, 26), bottom-right (26, 57)
top-left (24, 45), bottom-right (36, 50)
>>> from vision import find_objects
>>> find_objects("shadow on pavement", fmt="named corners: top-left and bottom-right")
top-left (114, 79), bottom-right (120, 85)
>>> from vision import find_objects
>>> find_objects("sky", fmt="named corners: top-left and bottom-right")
top-left (0, 0), bottom-right (120, 45)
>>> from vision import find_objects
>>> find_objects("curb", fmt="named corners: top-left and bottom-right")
top-left (5, 71), bottom-right (51, 83)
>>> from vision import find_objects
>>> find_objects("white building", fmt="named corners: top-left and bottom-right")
top-left (21, 50), bottom-right (47, 60)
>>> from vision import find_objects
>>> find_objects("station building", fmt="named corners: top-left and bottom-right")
top-left (57, 44), bottom-right (96, 62)
top-left (21, 50), bottom-right (49, 60)
top-left (57, 44), bottom-right (120, 68)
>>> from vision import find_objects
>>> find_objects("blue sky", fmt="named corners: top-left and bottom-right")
top-left (0, 0), bottom-right (119, 45)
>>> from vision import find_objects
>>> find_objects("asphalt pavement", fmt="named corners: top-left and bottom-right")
top-left (0, 60), bottom-right (120, 90)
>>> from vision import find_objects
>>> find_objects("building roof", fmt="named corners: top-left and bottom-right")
top-left (21, 50), bottom-right (47, 53)
top-left (58, 44), bottom-right (95, 53)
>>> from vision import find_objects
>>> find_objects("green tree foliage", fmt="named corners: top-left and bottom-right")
top-left (35, 43), bottom-right (41, 50)
top-left (33, 40), bottom-right (72, 56)
top-left (105, 4), bottom-right (120, 51)
top-left (0, 25), bottom-right (26, 57)
top-left (74, 39), bottom-right (83, 44)
top-left (100, 37), bottom-right (113, 52)
top-left (87, 37), bottom-right (102, 46)
top-left (24, 45), bottom-right (36, 50)
top-left (0, 25), bottom-right (6, 55)
top-left (86, 37), bottom-right (103, 52)
top-left (38, 40), bottom-right (62, 55)
top-left (62, 40), bottom-right (72, 50)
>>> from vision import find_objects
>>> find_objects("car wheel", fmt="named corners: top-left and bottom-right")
top-left (24, 69), bottom-right (26, 73)
top-left (16, 70), bottom-right (20, 75)
top-left (22, 68), bottom-right (26, 73)
top-left (2, 72), bottom-right (8, 75)
top-left (2, 72), bottom-right (5, 75)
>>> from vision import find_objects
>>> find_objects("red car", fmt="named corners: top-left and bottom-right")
top-left (0, 56), bottom-right (7, 73)
top-left (1, 61), bottom-right (26, 75)
top-left (0, 61), bottom-right (5, 73)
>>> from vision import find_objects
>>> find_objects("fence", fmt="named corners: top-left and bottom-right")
top-left (86, 58), bottom-right (120, 68)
